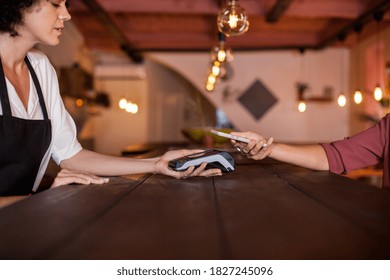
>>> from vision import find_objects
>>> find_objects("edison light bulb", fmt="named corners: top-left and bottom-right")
top-left (298, 101), bottom-right (306, 112)
top-left (210, 39), bottom-right (233, 63)
top-left (119, 97), bottom-right (127, 109)
top-left (217, 49), bottom-right (227, 63)
top-left (228, 13), bottom-right (239, 29)
top-left (354, 90), bottom-right (363, 104)
top-left (207, 74), bottom-right (217, 85)
top-left (338, 94), bottom-right (347, 107)
top-left (205, 83), bottom-right (215, 92)
top-left (374, 85), bottom-right (383, 101)
top-left (217, 0), bottom-right (249, 37)
top-left (211, 61), bottom-right (221, 76)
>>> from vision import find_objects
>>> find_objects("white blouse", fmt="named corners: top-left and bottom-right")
top-left (0, 50), bottom-right (82, 191)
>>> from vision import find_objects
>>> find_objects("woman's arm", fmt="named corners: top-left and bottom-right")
top-left (60, 149), bottom-right (160, 176)
top-left (53, 148), bottom-right (222, 188)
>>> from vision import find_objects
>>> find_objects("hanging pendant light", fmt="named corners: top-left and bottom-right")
top-left (353, 23), bottom-right (363, 105)
top-left (205, 82), bottom-right (215, 92)
top-left (296, 49), bottom-right (307, 112)
top-left (211, 61), bottom-right (221, 76)
top-left (354, 89), bottom-right (363, 104)
top-left (119, 97), bottom-right (127, 109)
top-left (337, 46), bottom-right (347, 108)
top-left (338, 94), bottom-right (347, 107)
top-left (298, 101), bottom-right (307, 113)
top-left (217, 0), bottom-right (249, 37)
top-left (119, 97), bottom-right (139, 114)
top-left (210, 32), bottom-right (233, 63)
top-left (373, 11), bottom-right (384, 101)
top-left (374, 84), bottom-right (383, 101)
top-left (206, 32), bottom-right (234, 92)
top-left (124, 101), bottom-right (139, 114)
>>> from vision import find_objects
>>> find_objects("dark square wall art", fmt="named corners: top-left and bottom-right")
top-left (238, 79), bottom-right (278, 120)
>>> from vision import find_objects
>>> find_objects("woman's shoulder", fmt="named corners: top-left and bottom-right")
top-left (26, 49), bottom-right (53, 68)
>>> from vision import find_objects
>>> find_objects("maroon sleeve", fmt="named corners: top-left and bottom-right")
top-left (320, 114), bottom-right (389, 174)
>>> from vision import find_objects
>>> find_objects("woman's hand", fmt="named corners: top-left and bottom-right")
top-left (231, 131), bottom-right (274, 160)
top-left (154, 149), bottom-right (223, 179)
top-left (51, 169), bottom-right (110, 188)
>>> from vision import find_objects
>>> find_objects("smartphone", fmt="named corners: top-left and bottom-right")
top-left (210, 129), bottom-right (250, 143)
top-left (210, 129), bottom-right (268, 148)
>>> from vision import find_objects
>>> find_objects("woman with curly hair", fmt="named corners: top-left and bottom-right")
top-left (0, 0), bottom-right (222, 206)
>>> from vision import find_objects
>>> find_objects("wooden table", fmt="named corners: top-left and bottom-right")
top-left (1, 151), bottom-right (390, 260)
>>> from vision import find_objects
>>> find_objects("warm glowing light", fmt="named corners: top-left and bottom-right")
top-left (125, 102), bottom-right (139, 114)
top-left (354, 90), bottom-right (363, 104)
top-left (119, 97), bottom-right (127, 109)
top-left (228, 14), bottom-right (239, 29)
top-left (210, 33), bottom-right (233, 63)
top-left (206, 83), bottom-right (215, 92)
top-left (211, 62), bottom-right (221, 76)
top-left (75, 98), bottom-right (83, 107)
top-left (132, 104), bottom-right (139, 114)
top-left (210, 46), bottom-right (233, 63)
top-left (217, 0), bottom-right (249, 37)
top-left (374, 85), bottom-right (383, 101)
top-left (298, 101), bottom-right (306, 112)
top-left (217, 49), bottom-right (227, 62)
top-left (207, 74), bottom-right (217, 84)
top-left (337, 94), bottom-right (347, 107)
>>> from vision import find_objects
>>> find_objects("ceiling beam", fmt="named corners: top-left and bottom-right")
top-left (80, 0), bottom-right (143, 63)
top-left (266, 0), bottom-right (294, 23)
top-left (216, 0), bottom-right (226, 9)
top-left (315, 0), bottom-right (390, 50)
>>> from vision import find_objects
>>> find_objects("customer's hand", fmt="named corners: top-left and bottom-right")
top-left (155, 149), bottom-right (223, 179)
top-left (51, 169), bottom-right (110, 188)
top-left (231, 131), bottom-right (274, 160)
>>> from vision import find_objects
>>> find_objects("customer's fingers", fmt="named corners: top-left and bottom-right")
top-left (247, 137), bottom-right (274, 160)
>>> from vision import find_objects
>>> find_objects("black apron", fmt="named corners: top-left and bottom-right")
top-left (0, 56), bottom-right (52, 196)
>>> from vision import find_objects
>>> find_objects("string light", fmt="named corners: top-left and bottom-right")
top-left (118, 97), bottom-right (139, 114)
top-left (125, 102), bottom-right (139, 114)
top-left (119, 97), bottom-right (127, 109)
top-left (211, 61), bottom-right (221, 76)
top-left (205, 32), bottom-right (234, 92)
top-left (205, 83), bottom-right (215, 92)
top-left (210, 33), bottom-right (233, 63)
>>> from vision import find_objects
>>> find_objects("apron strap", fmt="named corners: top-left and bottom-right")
top-left (0, 58), bottom-right (12, 116)
top-left (24, 56), bottom-right (49, 120)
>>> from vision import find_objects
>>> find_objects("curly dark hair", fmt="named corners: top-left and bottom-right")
top-left (0, 0), bottom-right (37, 36)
